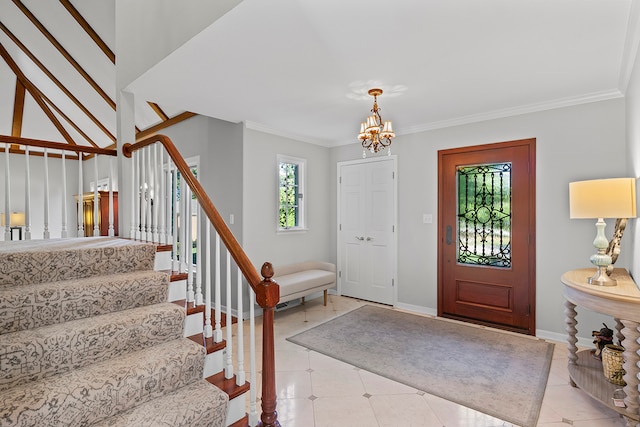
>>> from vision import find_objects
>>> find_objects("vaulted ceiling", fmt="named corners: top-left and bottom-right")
top-left (2, 0), bottom-right (639, 156)
top-left (0, 0), bottom-right (194, 157)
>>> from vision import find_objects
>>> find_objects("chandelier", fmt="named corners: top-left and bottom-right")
top-left (358, 88), bottom-right (395, 157)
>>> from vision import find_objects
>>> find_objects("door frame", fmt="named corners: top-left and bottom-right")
top-left (336, 156), bottom-right (398, 306)
top-left (437, 139), bottom-right (536, 334)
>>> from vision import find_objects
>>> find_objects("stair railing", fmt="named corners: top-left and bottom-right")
top-left (0, 135), bottom-right (117, 241)
top-left (123, 134), bottom-right (280, 427)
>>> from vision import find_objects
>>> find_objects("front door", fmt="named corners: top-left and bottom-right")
top-left (438, 139), bottom-right (536, 335)
top-left (338, 158), bottom-right (396, 305)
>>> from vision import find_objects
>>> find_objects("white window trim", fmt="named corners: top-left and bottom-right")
top-left (277, 154), bottom-right (307, 232)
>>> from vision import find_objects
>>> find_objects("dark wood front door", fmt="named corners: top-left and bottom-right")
top-left (437, 139), bottom-right (536, 335)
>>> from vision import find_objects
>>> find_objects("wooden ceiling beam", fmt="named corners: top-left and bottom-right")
top-left (59, 0), bottom-right (115, 64)
top-left (0, 21), bottom-right (116, 143)
top-left (148, 102), bottom-right (170, 121)
top-left (136, 112), bottom-right (197, 142)
top-left (0, 135), bottom-right (116, 156)
top-left (11, 79), bottom-right (25, 138)
top-left (11, 0), bottom-right (116, 110)
top-left (0, 42), bottom-right (77, 145)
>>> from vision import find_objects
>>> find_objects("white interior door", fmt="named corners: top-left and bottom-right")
top-left (338, 158), bottom-right (396, 305)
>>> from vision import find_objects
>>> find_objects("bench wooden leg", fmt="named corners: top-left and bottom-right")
top-left (324, 290), bottom-right (327, 306)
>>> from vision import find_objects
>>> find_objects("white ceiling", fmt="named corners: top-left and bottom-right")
top-left (1, 1), bottom-right (637, 150)
top-left (126, 0), bottom-right (637, 147)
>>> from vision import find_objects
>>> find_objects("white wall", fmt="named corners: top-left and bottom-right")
top-left (242, 128), bottom-right (332, 270)
top-left (330, 98), bottom-right (628, 339)
top-left (625, 35), bottom-right (640, 279)
top-left (114, 0), bottom-right (242, 90)
top-left (0, 152), bottom-right (80, 240)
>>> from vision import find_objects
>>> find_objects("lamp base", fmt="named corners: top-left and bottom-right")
top-left (587, 266), bottom-right (617, 286)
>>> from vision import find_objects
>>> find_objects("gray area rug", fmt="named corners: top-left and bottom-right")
top-left (287, 305), bottom-right (554, 427)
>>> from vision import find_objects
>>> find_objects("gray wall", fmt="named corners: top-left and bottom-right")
top-left (330, 98), bottom-right (627, 340)
top-left (242, 128), bottom-right (332, 270)
top-left (625, 40), bottom-right (640, 280)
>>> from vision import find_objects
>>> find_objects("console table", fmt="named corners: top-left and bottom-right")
top-left (562, 268), bottom-right (640, 426)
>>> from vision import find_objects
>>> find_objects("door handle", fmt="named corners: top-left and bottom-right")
top-left (366, 237), bottom-right (373, 241)
top-left (355, 236), bottom-right (364, 241)
top-left (446, 225), bottom-right (452, 245)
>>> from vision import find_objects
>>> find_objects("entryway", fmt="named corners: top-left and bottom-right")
top-left (437, 139), bottom-right (536, 335)
top-left (337, 157), bottom-right (397, 305)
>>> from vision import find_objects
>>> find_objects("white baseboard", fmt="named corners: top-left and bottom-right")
top-left (225, 393), bottom-right (246, 426)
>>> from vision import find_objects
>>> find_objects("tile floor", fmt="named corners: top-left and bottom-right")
top-left (248, 294), bottom-right (628, 427)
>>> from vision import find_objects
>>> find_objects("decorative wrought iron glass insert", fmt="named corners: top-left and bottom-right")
top-left (457, 163), bottom-right (512, 267)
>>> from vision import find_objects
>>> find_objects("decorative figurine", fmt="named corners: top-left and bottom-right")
top-left (591, 323), bottom-right (614, 360)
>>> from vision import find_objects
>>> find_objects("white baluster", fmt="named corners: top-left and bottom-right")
top-left (204, 221), bottom-right (213, 338)
top-left (236, 265), bottom-right (245, 386)
top-left (249, 287), bottom-right (258, 426)
top-left (179, 172), bottom-right (187, 274)
top-left (130, 150), bottom-right (137, 239)
top-left (4, 143), bottom-right (10, 241)
top-left (25, 145), bottom-right (32, 240)
top-left (43, 148), bottom-right (50, 239)
top-left (93, 155), bottom-right (99, 237)
top-left (195, 202), bottom-right (203, 306)
top-left (158, 148), bottom-right (166, 244)
top-left (225, 250), bottom-right (234, 379)
top-left (186, 186), bottom-right (194, 303)
top-left (146, 146), bottom-right (152, 241)
top-left (108, 156), bottom-right (114, 236)
top-left (152, 143), bottom-right (159, 243)
top-left (60, 150), bottom-right (67, 238)
top-left (134, 150), bottom-right (141, 240)
top-left (78, 154), bottom-right (84, 236)
top-left (172, 165), bottom-right (179, 271)
top-left (214, 232), bottom-right (222, 342)
top-left (140, 148), bottom-right (147, 241)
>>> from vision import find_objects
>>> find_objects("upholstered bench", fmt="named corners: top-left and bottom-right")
top-left (273, 261), bottom-right (336, 306)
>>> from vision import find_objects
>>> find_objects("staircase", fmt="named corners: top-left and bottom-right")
top-left (0, 237), bottom-right (230, 427)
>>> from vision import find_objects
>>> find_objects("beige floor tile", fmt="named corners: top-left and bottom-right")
top-left (313, 395), bottom-right (379, 427)
top-left (369, 393), bottom-right (442, 427)
top-left (258, 295), bottom-right (630, 427)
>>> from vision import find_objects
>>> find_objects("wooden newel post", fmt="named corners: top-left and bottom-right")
top-left (257, 262), bottom-right (281, 427)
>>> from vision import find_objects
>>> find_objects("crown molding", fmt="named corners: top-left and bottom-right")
top-left (618, 0), bottom-right (640, 93)
top-left (398, 90), bottom-right (624, 136)
top-left (244, 121), bottom-right (333, 147)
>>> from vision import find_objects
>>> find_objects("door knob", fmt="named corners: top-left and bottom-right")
top-left (446, 225), bottom-right (452, 245)
top-left (366, 237), bottom-right (373, 241)
top-left (355, 236), bottom-right (364, 241)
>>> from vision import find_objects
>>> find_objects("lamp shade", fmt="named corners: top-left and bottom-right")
top-left (569, 178), bottom-right (637, 219)
top-left (1, 212), bottom-right (26, 226)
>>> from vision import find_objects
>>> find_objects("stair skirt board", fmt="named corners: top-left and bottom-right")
top-left (184, 311), bottom-right (204, 337)
top-left (203, 350), bottom-right (225, 378)
top-left (0, 339), bottom-right (207, 427)
top-left (226, 393), bottom-right (248, 427)
top-left (168, 278), bottom-right (187, 302)
top-left (0, 270), bottom-right (170, 334)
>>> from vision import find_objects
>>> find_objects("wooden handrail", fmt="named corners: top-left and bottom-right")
top-left (0, 135), bottom-right (117, 156)
top-left (123, 134), bottom-right (281, 427)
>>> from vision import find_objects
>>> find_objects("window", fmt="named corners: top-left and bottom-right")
top-left (278, 155), bottom-right (306, 231)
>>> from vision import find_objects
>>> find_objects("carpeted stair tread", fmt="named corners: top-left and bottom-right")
top-left (0, 338), bottom-right (206, 427)
top-left (0, 302), bottom-right (185, 391)
top-left (91, 379), bottom-right (229, 427)
top-left (0, 270), bottom-right (170, 335)
top-left (0, 237), bottom-right (156, 288)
